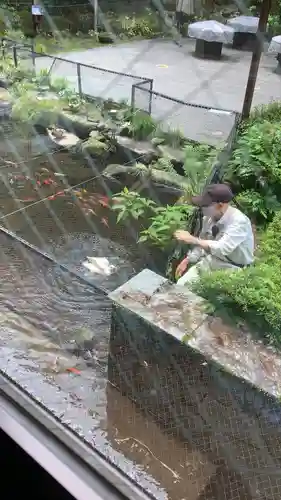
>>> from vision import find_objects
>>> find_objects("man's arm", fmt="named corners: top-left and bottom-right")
top-left (187, 217), bottom-right (210, 263)
top-left (179, 220), bottom-right (249, 259)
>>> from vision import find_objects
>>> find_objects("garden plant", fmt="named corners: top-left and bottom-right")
top-left (4, 37), bottom-right (281, 351)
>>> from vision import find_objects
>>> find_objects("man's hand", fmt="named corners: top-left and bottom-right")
top-left (174, 230), bottom-right (210, 252)
top-left (175, 257), bottom-right (189, 279)
top-left (174, 230), bottom-right (195, 244)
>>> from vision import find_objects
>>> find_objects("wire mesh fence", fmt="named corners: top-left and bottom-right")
top-left (1, 13), bottom-right (281, 500)
top-left (109, 271), bottom-right (281, 500)
top-left (0, 95), bottom-right (238, 500)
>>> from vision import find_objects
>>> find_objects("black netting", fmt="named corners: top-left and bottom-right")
top-left (1, 6), bottom-right (281, 498)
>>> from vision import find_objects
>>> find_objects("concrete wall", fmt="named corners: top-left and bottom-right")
top-left (109, 270), bottom-right (281, 500)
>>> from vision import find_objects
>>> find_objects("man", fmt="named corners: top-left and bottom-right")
top-left (176, 0), bottom-right (194, 34)
top-left (174, 183), bottom-right (254, 285)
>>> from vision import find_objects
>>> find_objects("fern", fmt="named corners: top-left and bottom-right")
top-left (183, 143), bottom-right (216, 196)
top-left (152, 156), bottom-right (176, 173)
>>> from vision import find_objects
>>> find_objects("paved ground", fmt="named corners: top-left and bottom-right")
top-left (35, 39), bottom-right (281, 144)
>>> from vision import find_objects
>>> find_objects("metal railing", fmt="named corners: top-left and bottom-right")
top-left (1, 37), bottom-right (153, 110)
top-left (131, 83), bottom-right (238, 146)
top-left (1, 37), bottom-right (239, 150)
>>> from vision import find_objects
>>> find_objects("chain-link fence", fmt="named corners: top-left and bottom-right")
top-left (2, 20), bottom-right (281, 500)
top-left (109, 269), bottom-right (281, 500)
top-left (132, 84), bottom-right (237, 145)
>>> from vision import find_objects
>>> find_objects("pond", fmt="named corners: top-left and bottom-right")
top-left (0, 147), bottom-right (219, 499)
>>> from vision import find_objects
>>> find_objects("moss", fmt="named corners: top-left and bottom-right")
top-left (58, 111), bottom-right (102, 139)
top-left (81, 133), bottom-right (110, 158)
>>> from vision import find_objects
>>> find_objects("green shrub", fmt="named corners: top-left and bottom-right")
top-left (17, 10), bottom-right (33, 34)
top-left (139, 204), bottom-right (193, 246)
top-left (152, 156), bottom-right (176, 173)
top-left (258, 211), bottom-right (281, 263)
top-left (109, 10), bottom-right (160, 39)
top-left (11, 94), bottom-right (62, 128)
top-left (50, 76), bottom-right (69, 93)
top-left (194, 262), bottom-right (281, 345)
top-left (183, 143), bottom-right (216, 195)
top-left (234, 105), bottom-right (281, 222)
top-left (228, 121), bottom-right (281, 186)
top-left (124, 109), bottom-right (157, 140)
top-left (235, 189), bottom-right (281, 225)
top-left (225, 104), bottom-right (281, 225)
top-left (112, 187), bottom-right (192, 247)
top-left (112, 187), bottom-right (157, 223)
top-left (0, 4), bottom-right (21, 32)
top-left (18, 10), bottom-right (73, 35)
top-left (154, 127), bottom-right (186, 148)
top-left (267, 14), bottom-right (281, 37)
top-left (242, 101), bottom-right (281, 130)
top-left (195, 212), bottom-right (281, 346)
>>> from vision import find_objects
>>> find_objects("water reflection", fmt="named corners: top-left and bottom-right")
top-left (1, 230), bottom-right (252, 500)
top-left (0, 232), bottom-right (191, 499)
top-left (106, 385), bottom-right (216, 500)
top-left (0, 150), bottom-right (221, 499)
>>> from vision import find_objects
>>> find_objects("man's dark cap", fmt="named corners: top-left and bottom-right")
top-left (191, 183), bottom-right (234, 207)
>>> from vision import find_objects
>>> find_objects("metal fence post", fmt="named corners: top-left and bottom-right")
top-left (31, 41), bottom-right (36, 69)
top-left (12, 45), bottom-right (18, 67)
top-left (148, 79), bottom-right (153, 116)
top-left (131, 83), bottom-right (136, 112)
top-left (77, 63), bottom-right (82, 96)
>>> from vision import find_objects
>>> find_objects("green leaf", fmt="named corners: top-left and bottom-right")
top-left (117, 211), bottom-right (126, 223)
top-left (138, 234), bottom-right (148, 243)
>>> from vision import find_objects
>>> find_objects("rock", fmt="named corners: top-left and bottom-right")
top-left (119, 121), bottom-right (132, 137)
top-left (89, 130), bottom-right (106, 140)
top-left (116, 136), bottom-right (158, 165)
top-left (157, 144), bottom-right (185, 174)
top-left (93, 119), bottom-right (117, 135)
top-left (47, 128), bottom-right (81, 150)
top-left (58, 110), bottom-right (102, 139)
top-left (98, 32), bottom-right (115, 44)
top-left (0, 78), bottom-right (9, 89)
top-left (0, 100), bottom-right (12, 118)
top-left (81, 132), bottom-right (113, 164)
top-left (0, 87), bottom-right (12, 118)
top-left (37, 91), bottom-right (59, 101)
top-left (157, 144), bottom-right (185, 163)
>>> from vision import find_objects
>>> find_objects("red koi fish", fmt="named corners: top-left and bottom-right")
top-left (98, 195), bottom-right (110, 208)
top-left (101, 217), bottom-right (109, 227)
top-left (19, 197), bottom-right (37, 202)
top-left (66, 367), bottom-right (81, 375)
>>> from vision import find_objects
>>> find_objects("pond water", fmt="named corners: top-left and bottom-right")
top-left (0, 147), bottom-right (219, 499)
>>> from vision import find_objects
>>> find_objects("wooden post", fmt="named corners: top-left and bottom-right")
top-left (241, 0), bottom-right (272, 120)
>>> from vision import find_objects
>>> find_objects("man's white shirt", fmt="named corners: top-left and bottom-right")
top-left (188, 206), bottom-right (255, 270)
